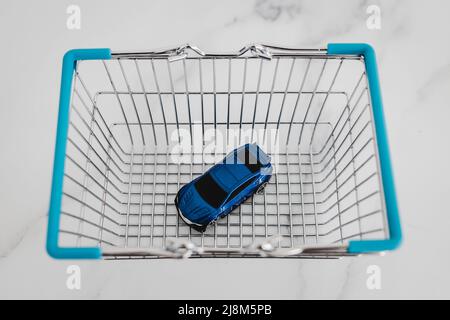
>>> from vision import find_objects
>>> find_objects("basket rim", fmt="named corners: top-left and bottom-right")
top-left (46, 43), bottom-right (402, 259)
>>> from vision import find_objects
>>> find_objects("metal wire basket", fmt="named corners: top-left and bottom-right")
top-left (47, 43), bottom-right (402, 259)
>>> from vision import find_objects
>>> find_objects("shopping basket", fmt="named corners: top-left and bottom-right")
top-left (47, 43), bottom-right (402, 259)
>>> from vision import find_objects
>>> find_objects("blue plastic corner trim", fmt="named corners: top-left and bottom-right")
top-left (327, 43), bottom-right (402, 253)
top-left (47, 49), bottom-right (111, 259)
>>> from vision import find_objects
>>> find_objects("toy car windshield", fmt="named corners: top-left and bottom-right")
top-left (194, 173), bottom-right (228, 209)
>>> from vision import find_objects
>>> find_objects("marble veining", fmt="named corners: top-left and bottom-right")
top-left (254, 0), bottom-right (303, 21)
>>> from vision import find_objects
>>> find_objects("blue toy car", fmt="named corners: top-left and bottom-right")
top-left (175, 143), bottom-right (273, 232)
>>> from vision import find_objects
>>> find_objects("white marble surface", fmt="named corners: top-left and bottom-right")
top-left (1, 0), bottom-right (450, 299)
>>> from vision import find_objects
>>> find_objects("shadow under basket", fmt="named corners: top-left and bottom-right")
top-left (47, 44), bottom-right (402, 259)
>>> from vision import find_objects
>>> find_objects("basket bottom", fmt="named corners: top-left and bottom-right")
top-left (59, 144), bottom-right (385, 258)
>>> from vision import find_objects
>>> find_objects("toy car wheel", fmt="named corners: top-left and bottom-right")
top-left (191, 224), bottom-right (207, 233)
top-left (257, 182), bottom-right (268, 194)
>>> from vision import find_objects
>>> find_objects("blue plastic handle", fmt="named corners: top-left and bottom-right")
top-left (327, 43), bottom-right (402, 253)
top-left (47, 49), bottom-right (111, 259)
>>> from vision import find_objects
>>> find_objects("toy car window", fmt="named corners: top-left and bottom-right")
top-left (237, 148), bottom-right (262, 173)
top-left (195, 173), bottom-right (228, 209)
top-left (227, 176), bottom-right (257, 203)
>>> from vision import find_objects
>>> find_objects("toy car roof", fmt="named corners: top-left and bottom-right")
top-left (202, 144), bottom-right (270, 194)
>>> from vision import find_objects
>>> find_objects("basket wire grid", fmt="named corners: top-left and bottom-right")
top-left (49, 44), bottom-right (399, 259)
